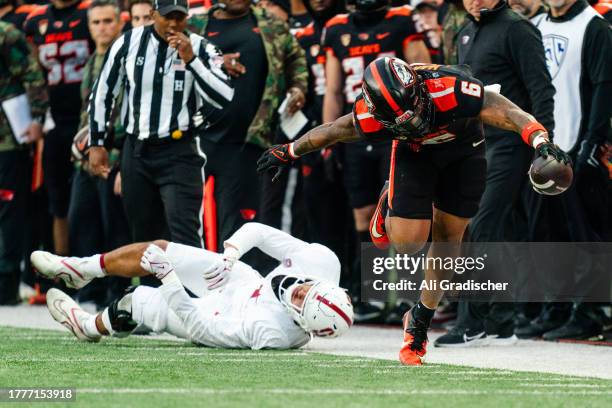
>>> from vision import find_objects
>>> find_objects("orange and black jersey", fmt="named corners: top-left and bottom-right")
top-left (322, 6), bottom-right (422, 109)
top-left (24, 0), bottom-right (93, 122)
top-left (295, 22), bottom-right (326, 124)
top-left (1, 4), bottom-right (38, 31)
top-left (353, 64), bottom-right (485, 148)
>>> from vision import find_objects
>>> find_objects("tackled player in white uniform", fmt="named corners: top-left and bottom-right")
top-left (30, 223), bottom-right (354, 349)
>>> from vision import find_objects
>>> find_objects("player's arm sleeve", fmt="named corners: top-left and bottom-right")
top-left (186, 35), bottom-right (234, 109)
top-left (281, 23), bottom-right (308, 95)
top-left (89, 34), bottom-right (128, 147)
top-left (582, 17), bottom-right (612, 146)
top-left (224, 222), bottom-right (310, 261)
top-left (159, 273), bottom-right (249, 348)
top-left (4, 25), bottom-right (48, 122)
top-left (506, 19), bottom-right (555, 137)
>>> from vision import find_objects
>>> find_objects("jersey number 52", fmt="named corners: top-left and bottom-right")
top-left (38, 40), bottom-right (90, 86)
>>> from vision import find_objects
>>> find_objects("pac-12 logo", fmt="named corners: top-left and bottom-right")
top-left (543, 34), bottom-right (568, 79)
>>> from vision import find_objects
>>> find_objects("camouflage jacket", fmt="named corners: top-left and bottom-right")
top-left (79, 52), bottom-right (123, 167)
top-left (441, 3), bottom-right (468, 65)
top-left (189, 6), bottom-right (308, 148)
top-left (0, 21), bottom-right (48, 152)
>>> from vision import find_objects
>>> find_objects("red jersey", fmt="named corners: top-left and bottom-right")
top-left (353, 64), bottom-right (485, 149)
top-left (322, 6), bottom-right (423, 110)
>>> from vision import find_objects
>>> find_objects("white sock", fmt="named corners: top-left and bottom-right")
top-left (82, 314), bottom-right (102, 338)
top-left (72, 254), bottom-right (105, 278)
top-left (101, 308), bottom-right (115, 336)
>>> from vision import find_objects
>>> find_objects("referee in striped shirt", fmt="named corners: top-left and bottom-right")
top-left (88, 0), bottom-right (233, 248)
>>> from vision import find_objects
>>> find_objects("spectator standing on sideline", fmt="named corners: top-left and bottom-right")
top-left (88, 0), bottom-right (234, 249)
top-left (412, 0), bottom-right (444, 63)
top-left (0, 21), bottom-right (47, 304)
top-left (518, 0), bottom-right (612, 341)
top-left (24, 0), bottom-right (94, 257)
top-left (68, 0), bottom-right (130, 308)
top-left (508, 0), bottom-right (548, 22)
top-left (434, 0), bottom-right (555, 347)
top-left (128, 0), bottom-right (153, 27)
top-left (188, 0), bottom-right (307, 247)
top-left (440, 0), bottom-right (467, 64)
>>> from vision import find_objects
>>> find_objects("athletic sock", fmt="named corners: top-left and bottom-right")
top-left (72, 254), bottom-right (106, 278)
top-left (82, 314), bottom-right (102, 338)
top-left (100, 307), bottom-right (116, 336)
top-left (413, 301), bottom-right (435, 326)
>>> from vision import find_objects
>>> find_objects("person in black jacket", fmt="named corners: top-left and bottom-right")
top-left (434, 0), bottom-right (556, 347)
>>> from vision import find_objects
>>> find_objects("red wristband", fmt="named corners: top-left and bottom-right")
top-left (521, 122), bottom-right (547, 146)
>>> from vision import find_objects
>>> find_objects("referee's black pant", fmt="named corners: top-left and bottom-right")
top-left (0, 149), bottom-right (30, 304)
top-left (121, 135), bottom-right (206, 248)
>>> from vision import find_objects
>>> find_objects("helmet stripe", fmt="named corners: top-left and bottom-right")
top-left (316, 294), bottom-right (353, 326)
top-left (370, 61), bottom-right (403, 116)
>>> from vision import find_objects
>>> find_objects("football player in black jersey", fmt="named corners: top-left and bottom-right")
top-left (257, 57), bottom-right (570, 365)
top-left (322, 0), bottom-right (431, 323)
top-left (24, 0), bottom-right (93, 256)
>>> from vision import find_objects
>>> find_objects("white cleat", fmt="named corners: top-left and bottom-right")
top-left (46, 288), bottom-right (100, 343)
top-left (30, 251), bottom-right (93, 289)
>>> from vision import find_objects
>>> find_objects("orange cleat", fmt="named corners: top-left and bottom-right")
top-left (399, 307), bottom-right (429, 366)
top-left (369, 181), bottom-right (390, 249)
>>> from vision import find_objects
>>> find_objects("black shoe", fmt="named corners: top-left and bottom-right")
top-left (434, 326), bottom-right (487, 348)
top-left (514, 312), bottom-right (532, 330)
top-left (353, 301), bottom-right (385, 324)
top-left (543, 304), bottom-right (605, 341)
top-left (515, 303), bottom-right (571, 339)
top-left (384, 301), bottom-right (412, 325)
top-left (486, 321), bottom-right (518, 346)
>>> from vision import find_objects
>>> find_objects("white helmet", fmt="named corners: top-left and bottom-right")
top-left (279, 277), bottom-right (354, 338)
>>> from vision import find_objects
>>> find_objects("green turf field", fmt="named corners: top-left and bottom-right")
top-left (0, 326), bottom-right (610, 408)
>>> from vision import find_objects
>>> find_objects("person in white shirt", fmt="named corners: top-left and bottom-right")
top-left (31, 223), bottom-right (354, 349)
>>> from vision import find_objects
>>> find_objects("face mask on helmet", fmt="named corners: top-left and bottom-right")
top-left (363, 58), bottom-right (435, 139)
top-left (278, 277), bottom-right (354, 338)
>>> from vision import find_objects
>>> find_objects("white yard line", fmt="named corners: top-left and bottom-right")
top-left (2, 305), bottom-right (612, 380)
top-left (76, 388), bottom-right (612, 396)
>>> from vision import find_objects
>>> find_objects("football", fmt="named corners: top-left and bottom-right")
top-left (529, 155), bottom-right (573, 195)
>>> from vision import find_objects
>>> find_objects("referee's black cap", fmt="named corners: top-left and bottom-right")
top-left (154, 0), bottom-right (189, 16)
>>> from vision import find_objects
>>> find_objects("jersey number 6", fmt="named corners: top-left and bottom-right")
top-left (460, 81), bottom-right (482, 98)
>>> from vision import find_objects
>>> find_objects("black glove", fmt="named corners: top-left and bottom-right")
top-left (256, 144), bottom-right (296, 182)
top-left (536, 142), bottom-right (571, 165)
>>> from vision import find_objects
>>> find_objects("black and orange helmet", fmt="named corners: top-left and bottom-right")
top-left (362, 57), bottom-right (434, 138)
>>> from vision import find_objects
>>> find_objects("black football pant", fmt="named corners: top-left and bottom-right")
top-left (121, 135), bottom-right (206, 248)
top-left (458, 138), bottom-right (533, 333)
top-left (68, 168), bottom-right (131, 306)
top-left (0, 149), bottom-right (30, 304)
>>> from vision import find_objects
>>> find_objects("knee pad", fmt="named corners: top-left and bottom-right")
top-left (104, 286), bottom-right (138, 338)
